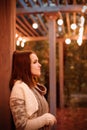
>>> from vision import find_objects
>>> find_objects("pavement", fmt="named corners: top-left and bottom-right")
top-left (56, 108), bottom-right (87, 130)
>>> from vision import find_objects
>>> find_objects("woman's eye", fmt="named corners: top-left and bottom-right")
top-left (33, 60), bottom-right (37, 64)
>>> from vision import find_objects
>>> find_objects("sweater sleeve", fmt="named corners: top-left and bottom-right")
top-left (10, 82), bottom-right (48, 130)
top-left (10, 98), bottom-right (28, 129)
top-left (10, 98), bottom-right (49, 130)
top-left (10, 81), bottom-right (38, 117)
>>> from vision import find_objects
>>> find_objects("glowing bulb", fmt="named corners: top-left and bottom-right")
top-left (22, 39), bottom-right (26, 43)
top-left (77, 38), bottom-right (82, 46)
top-left (57, 19), bottom-right (63, 26)
top-left (16, 40), bottom-right (20, 46)
top-left (71, 23), bottom-right (77, 30)
top-left (15, 34), bottom-right (18, 38)
top-left (58, 26), bottom-right (62, 32)
top-left (32, 23), bottom-right (38, 29)
top-left (18, 37), bottom-right (22, 41)
top-left (65, 38), bottom-right (71, 44)
top-left (21, 42), bottom-right (25, 48)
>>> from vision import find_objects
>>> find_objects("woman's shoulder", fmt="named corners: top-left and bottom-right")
top-left (10, 80), bottom-right (25, 99)
top-left (10, 80), bottom-right (31, 98)
top-left (13, 80), bottom-right (29, 89)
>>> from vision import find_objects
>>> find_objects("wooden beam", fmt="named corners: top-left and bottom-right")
top-left (16, 5), bottom-right (84, 15)
top-left (24, 36), bottom-right (48, 41)
top-left (0, 0), bottom-right (16, 130)
top-left (58, 40), bottom-right (64, 108)
top-left (66, 13), bottom-right (71, 34)
top-left (57, 34), bottom-right (87, 41)
top-left (55, 0), bottom-right (60, 5)
top-left (16, 17), bottom-right (34, 36)
top-left (37, 14), bottom-right (48, 33)
top-left (29, 14), bottom-right (45, 35)
top-left (59, 12), bottom-right (65, 34)
top-left (72, 0), bottom-right (76, 34)
top-left (28, 0), bottom-right (47, 33)
top-left (20, 15), bottom-right (40, 36)
top-left (48, 16), bottom-right (57, 116)
top-left (19, 34), bottom-right (87, 42)
top-left (48, 16), bottom-right (57, 130)
top-left (16, 23), bottom-right (29, 36)
top-left (37, 0), bottom-right (43, 6)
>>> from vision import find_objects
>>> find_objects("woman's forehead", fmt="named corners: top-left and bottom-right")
top-left (30, 53), bottom-right (38, 60)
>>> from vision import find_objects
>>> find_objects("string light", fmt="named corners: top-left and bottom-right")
top-left (65, 38), bottom-right (71, 45)
top-left (77, 16), bottom-right (85, 46)
top-left (21, 42), bottom-right (25, 48)
top-left (77, 5), bottom-right (87, 46)
top-left (16, 35), bottom-right (26, 48)
top-left (18, 37), bottom-right (22, 41)
top-left (32, 22), bottom-right (38, 29)
top-left (16, 40), bottom-right (20, 46)
top-left (57, 19), bottom-right (63, 26)
top-left (15, 33), bottom-right (18, 38)
top-left (71, 23), bottom-right (77, 30)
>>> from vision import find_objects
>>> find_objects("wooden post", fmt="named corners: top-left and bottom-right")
top-left (58, 40), bottom-right (64, 108)
top-left (48, 16), bottom-right (56, 116)
top-left (0, 0), bottom-right (16, 130)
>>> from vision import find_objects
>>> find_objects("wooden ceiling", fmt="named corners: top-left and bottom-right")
top-left (16, 0), bottom-right (87, 42)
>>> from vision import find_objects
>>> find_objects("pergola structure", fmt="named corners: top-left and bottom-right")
top-left (16, 0), bottom-right (87, 111)
top-left (0, 0), bottom-right (87, 130)
top-left (16, 0), bottom-right (87, 41)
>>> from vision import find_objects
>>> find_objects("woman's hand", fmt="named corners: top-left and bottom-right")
top-left (42, 113), bottom-right (57, 126)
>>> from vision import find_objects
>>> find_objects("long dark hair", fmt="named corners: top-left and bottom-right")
top-left (9, 50), bottom-right (37, 90)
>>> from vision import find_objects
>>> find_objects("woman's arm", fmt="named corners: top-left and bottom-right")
top-left (10, 98), bottom-right (56, 130)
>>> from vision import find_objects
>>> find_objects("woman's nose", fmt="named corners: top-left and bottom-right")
top-left (39, 63), bottom-right (41, 67)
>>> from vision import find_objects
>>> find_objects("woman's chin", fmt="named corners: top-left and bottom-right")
top-left (37, 73), bottom-right (41, 77)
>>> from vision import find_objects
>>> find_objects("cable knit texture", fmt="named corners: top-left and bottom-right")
top-left (10, 80), bottom-right (38, 117)
top-left (10, 80), bottom-right (49, 130)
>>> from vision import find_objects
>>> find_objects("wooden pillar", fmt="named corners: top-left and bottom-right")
top-left (0, 0), bottom-right (16, 130)
top-left (58, 40), bottom-right (64, 108)
top-left (48, 16), bottom-right (56, 116)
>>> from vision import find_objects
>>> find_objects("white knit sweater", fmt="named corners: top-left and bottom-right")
top-left (10, 80), bottom-right (38, 117)
top-left (10, 80), bottom-right (52, 130)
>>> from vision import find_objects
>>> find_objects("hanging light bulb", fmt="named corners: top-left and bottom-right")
top-left (21, 42), bottom-right (25, 48)
top-left (58, 26), bottom-right (62, 32)
top-left (77, 39), bottom-right (82, 46)
top-left (22, 39), bottom-right (26, 43)
top-left (65, 38), bottom-right (71, 45)
top-left (57, 19), bottom-right (63, 26)
top-left (71, 23), bottom-right (77, 30)
top-left (15, 33), bottom-right (18, 38)
top-left (77, 16), bottom-right (85, 46)
top-left (32, 22), bottom-right (38, 29)
top-left (16, 40), bottom-right (20, 46)
top-left (18, 37), bottom-right (22, 41)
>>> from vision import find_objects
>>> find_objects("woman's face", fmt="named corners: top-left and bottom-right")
top-left (30, 53), bottom-right (41, 77)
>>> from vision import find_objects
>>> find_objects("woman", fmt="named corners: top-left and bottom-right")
top-left (9, 50), bottom-right (56, 130)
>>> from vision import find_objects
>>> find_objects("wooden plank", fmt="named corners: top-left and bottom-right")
top-left (37, 0), bottom-right (43, 6)
top-left (66, 13), bottom-right (71, 34)
top-left (48, 17), bottom-right (56, 115)
top-left (0, 0), bottom-right (16, 130)
top-left (48, 16), bottom-right (57, 130)
top-left (20, 15), bottom-right (40, 36)
top-left (37, 14), bottom-right (48, 33)
top-left (24, 36), bottom-right (48, 41)
top-left (16, 5), bottom-right (84, 15)
top-left (30, 14), bottom-right (45, 35)
top-left (16, 34), bottom-right (87, 42)
top-left (16, 17), bottom-right (34, 36)
top-left (58, 40), bottom-right (64, 108)
top-left (55, 0), bottom-right (60, 5)
top-left (16, 23), bottom-right (29, 36)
